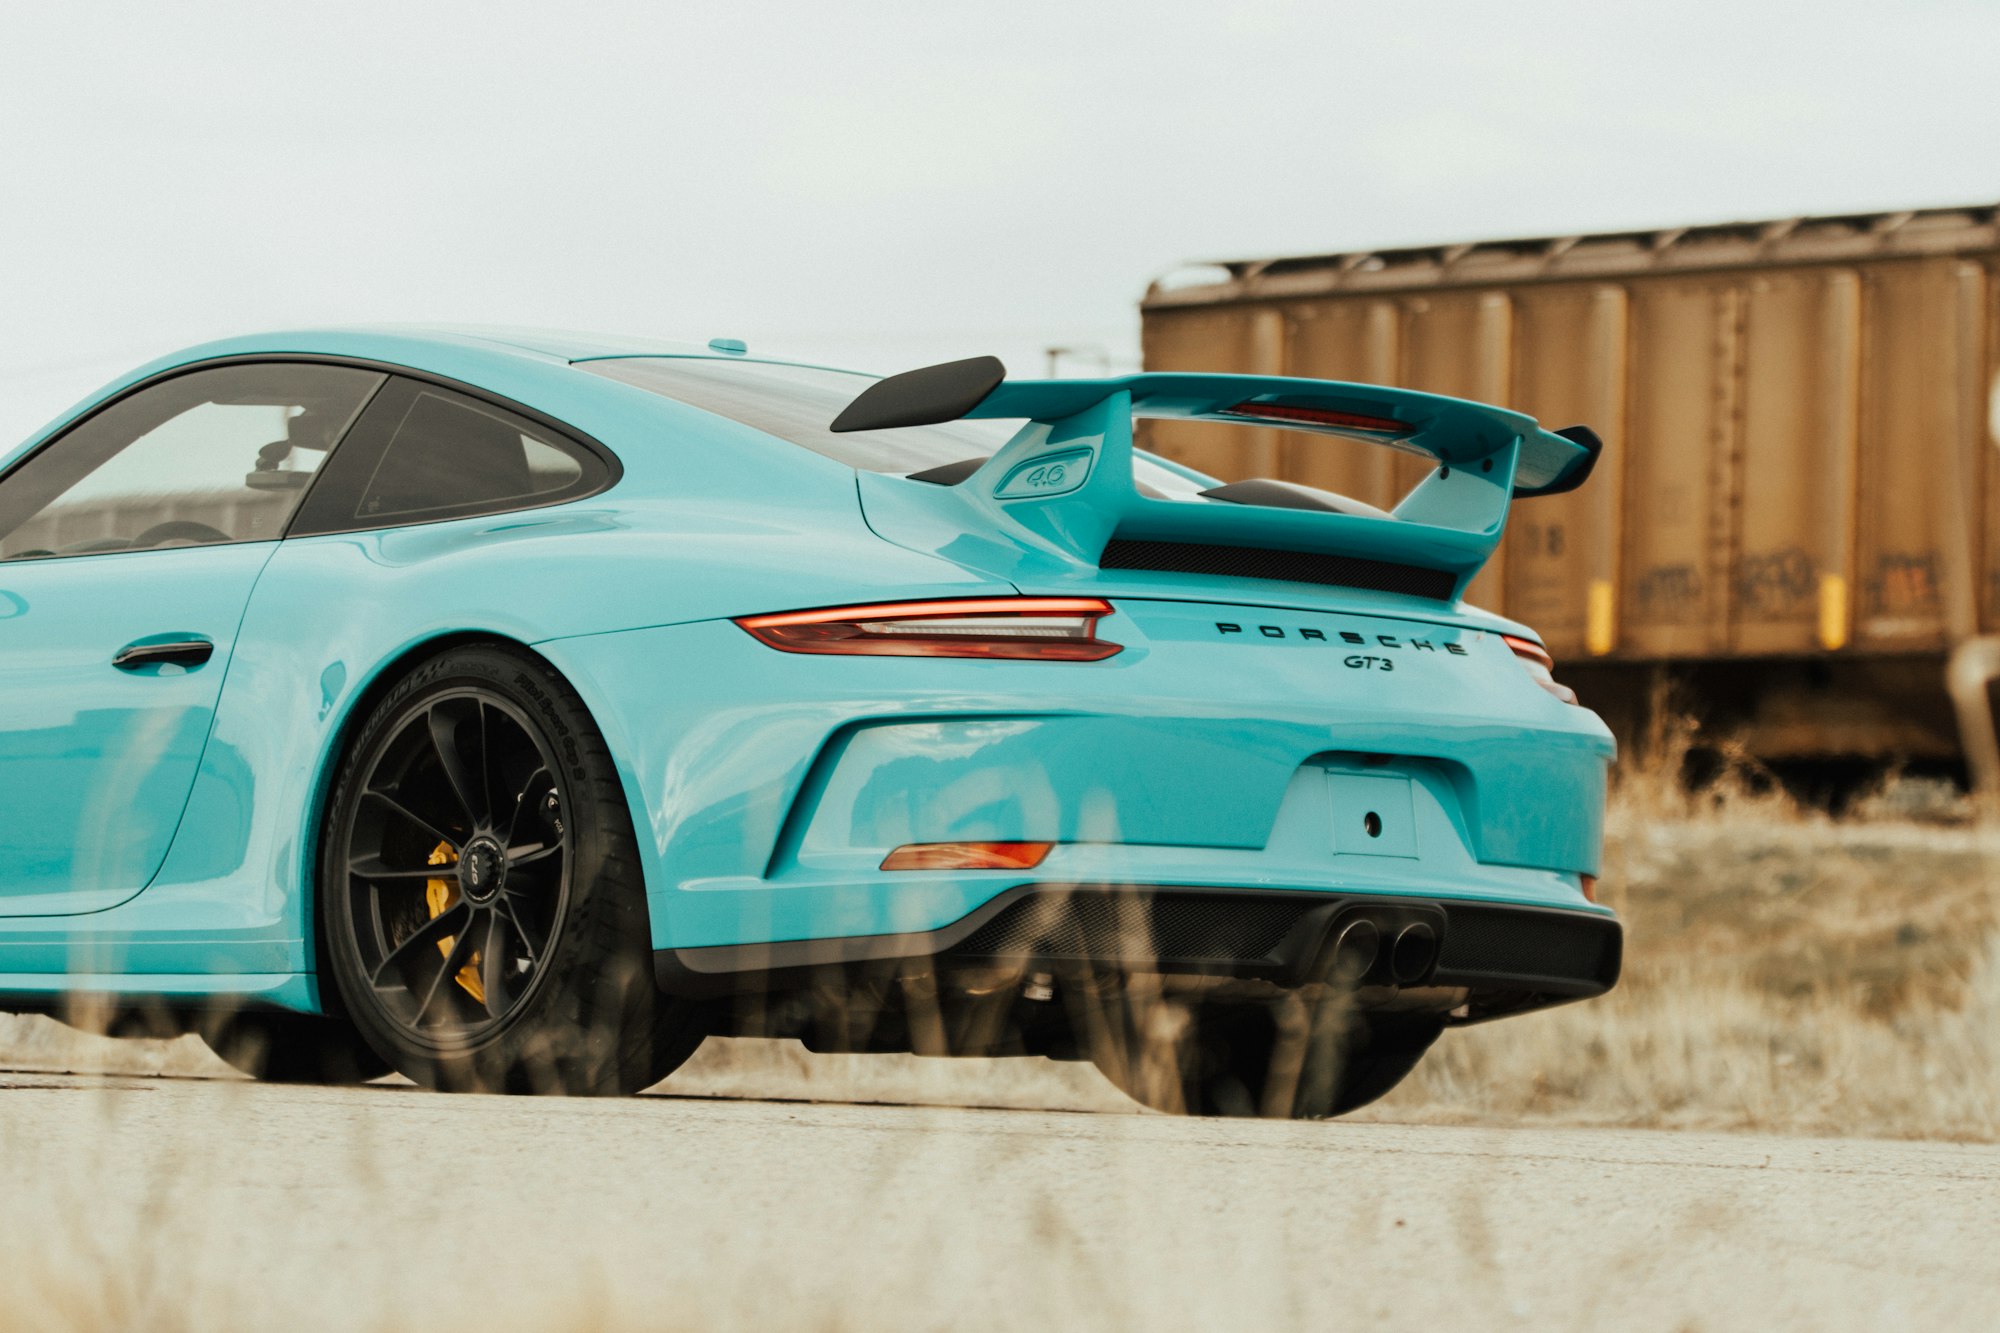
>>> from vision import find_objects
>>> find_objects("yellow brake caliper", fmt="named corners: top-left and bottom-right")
top-left (425, 841), bottom-right (486, 1004)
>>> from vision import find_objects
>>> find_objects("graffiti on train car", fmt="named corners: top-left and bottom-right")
top-left (1515, 521), bottom-right (1566, 558)
top-left (1635, 564), bottom-right (1704, 622)
top-left (1868, 551), bottom-right (1941, 616)
top-left (1735, 548), bottom-right (1817, 620)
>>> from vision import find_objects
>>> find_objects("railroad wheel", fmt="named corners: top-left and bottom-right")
top-left (321, 642), bottom-right (703, 1094)
top-left (1095, 995), bottom-right (1443, 1119)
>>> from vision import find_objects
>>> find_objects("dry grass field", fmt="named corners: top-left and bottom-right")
top-left (1363, 767), bottom-right (2000, 1140)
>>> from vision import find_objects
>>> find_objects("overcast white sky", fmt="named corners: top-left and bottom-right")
top-left (2, 0), bottom-right (1996, 444)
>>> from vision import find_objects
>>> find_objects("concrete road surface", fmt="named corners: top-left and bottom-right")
top-left (3, 1061), bottom-right (1996, 1332)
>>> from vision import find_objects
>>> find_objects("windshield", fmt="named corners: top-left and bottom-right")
top-left (578, 356), bottom-right (1211, 496)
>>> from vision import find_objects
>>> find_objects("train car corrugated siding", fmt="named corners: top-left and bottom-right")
top-left (1140, 208), bottom-right (1999, 671)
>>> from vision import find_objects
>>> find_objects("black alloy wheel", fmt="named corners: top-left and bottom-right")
top-left (321, 642), bottom-right (704, 1094)
top-left (343, 687), bottom-right (567, 1036)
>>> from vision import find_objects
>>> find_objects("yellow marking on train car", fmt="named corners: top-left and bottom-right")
top-left (1819, 574), bottom-right (1850, 651)
top-left (1586, 580), bottom-right (1615, 656)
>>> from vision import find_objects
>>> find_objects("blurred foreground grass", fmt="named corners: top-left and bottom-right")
top-left (5, 772), bottom-right (1998, 1141)
top-left (1336, 709), bottom-right (1992, 1140)
top-left (1364, 781), bottom-right (2000, 1140)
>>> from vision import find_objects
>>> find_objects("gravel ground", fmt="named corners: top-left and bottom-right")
top-left (4, 1061), bottom-right (1996, 1332)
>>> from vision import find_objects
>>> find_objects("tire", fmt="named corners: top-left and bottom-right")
top-left (319, 641), bottom-right (705, 1095)
top-left (206, 1011), bottom-right (393, 1085)
top-left (1094, 993), bottom-right (1443, 1119)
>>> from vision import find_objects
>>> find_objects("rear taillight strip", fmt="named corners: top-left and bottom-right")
top-left (1501, 634), bottom-right (1555, 671)
top-left (1503, 634), bottom-right (1577, 705)
top-left (735, 597), bottom-right (1122, 661)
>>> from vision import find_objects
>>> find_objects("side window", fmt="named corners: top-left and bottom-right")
top-left (291, 379), bottom-right (608, 534)
top-left (0, 363), bottom-right (383, 562)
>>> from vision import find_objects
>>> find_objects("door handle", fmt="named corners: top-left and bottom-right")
top-left (113, 638), bottom-right (216, 671)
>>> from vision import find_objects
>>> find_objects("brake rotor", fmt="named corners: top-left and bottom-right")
top-left (424, 841), bottom-right (486, 1005)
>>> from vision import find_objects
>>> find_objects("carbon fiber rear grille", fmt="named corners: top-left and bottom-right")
top-left (1098, 538), bottom-right (1457, 600)
top-left (1436, 905), bottom-right (1621, 987)
top-left (953, 892), bottom-right (1311, 965)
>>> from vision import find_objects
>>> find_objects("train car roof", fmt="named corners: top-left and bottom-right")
top-left (1145, 202), bottom-right (2000, 307)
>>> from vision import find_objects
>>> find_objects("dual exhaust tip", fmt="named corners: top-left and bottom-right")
top-left (1327, 917), bottom-right (1438, 987)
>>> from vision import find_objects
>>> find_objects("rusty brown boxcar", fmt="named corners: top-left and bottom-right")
top-left (1139, 204), bottom-right (2000, 764)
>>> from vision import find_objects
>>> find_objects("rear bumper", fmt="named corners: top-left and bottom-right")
top-left (655, 885), bottom-right (1621, 1022)
top-left (540, 600), bottom-right (1616, 956)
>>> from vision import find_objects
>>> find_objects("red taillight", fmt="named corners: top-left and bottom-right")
top-left (1218, 401), bottom-right (1414, 438)
top-left (881, 842), bottom-right (1054, 871)
top-left (1503, 634), bottom-right (1578, 705)
top-left (1502, 634), bottom-right (1555, 671)
top-left (1580, 873), bottom-right (1598, 904)
top-left (736, 598), bottom-right (1121, 661)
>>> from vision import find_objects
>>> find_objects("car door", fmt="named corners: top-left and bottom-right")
top-left (0, 361), bottom-right (383, 915)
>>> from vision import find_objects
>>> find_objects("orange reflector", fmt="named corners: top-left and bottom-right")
top-left (880, 841), bottom-right (1054, 871)
top-left (1580, 874), bottom-right (1598, 904)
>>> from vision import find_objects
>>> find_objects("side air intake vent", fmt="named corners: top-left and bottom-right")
top-left (1099, 538), bottom-right (1458, 601)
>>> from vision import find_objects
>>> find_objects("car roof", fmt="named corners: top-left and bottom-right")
top-left (376, 325), bottom-right (761, 363)
top-left (309, 325), bottom-right (871, 377)
top-left (0, 325), bottom-right (871, 475)
top-left (148, 323), bottom-right (859, 378)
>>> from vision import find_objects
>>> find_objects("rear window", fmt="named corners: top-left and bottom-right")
top-left (357, 389), bottom-right (583, 519)
top-left (286, 376), bottom-right (615, 537)
top-left (582, 358), bottom-right (1014, 474)
top-left (578, 357), bottom-right (1209, 497)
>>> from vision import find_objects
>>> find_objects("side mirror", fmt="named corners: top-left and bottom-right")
top-left (245, 436), bottom-right (315, 491)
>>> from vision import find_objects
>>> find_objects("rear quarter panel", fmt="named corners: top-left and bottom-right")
top-left (538, 598), bottom-right (1613, 951)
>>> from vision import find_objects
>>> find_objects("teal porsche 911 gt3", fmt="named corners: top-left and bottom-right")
top-left (0, 327), bottom-right (1616, 1117)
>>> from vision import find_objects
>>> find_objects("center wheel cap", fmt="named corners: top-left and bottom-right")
top-left (458, 836), bottom-right (507, 904)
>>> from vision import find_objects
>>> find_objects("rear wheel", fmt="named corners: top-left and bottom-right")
top-left (1094, 993), bottom-right (1442, 1119)
top-left (320, 642), bottom-right (704, 1095)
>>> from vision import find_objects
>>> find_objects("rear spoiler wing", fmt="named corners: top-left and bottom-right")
top-left (831, 356), bottom-right (1601, 498)
top-left (832, 357), bottom-right (1604, 599)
